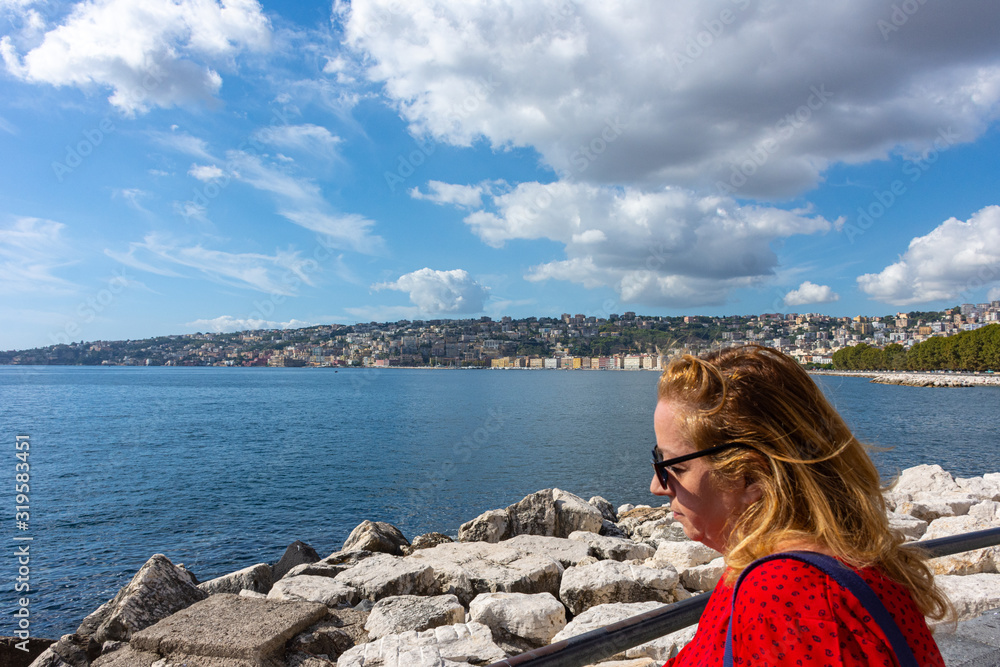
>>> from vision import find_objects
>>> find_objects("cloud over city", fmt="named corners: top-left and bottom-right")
top-left (374, 268), bottom-right (490, 315)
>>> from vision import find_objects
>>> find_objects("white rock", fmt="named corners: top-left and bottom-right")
top-left (924, 514), bottom-right (998, 540)
top-left (928, 549), bottom-right (997, 576)
top-left (969, 500), bottom-right (1000, 523)
top-left (197, 563), bottom-right (272, 596)
top-left (407, 541), bottom-right (563, 605)
top-left (935, 574), bottom-right (1000, 622)
top-left (646, 541), bottom-right (720, 571)
top-left (891, 464), bottom-right (962, 497)
top-left (887, 512), bottom-right (928, 541)
top-left (617, 504), bottom-right (637, 515)
top-left (364, 594), bottom-right (465, 640)
top-left (588, 496), bottom-right (618, 523)
top-left (503, 534), bottom-right (595, 567)
top-left (559, 560), bottom-right (678, 615)
top-left (267, 575), bottom-right (358, 607)
top-left (679, 557), bottom-right (726, 592)
top-left (552, 601), bottom-right (671, 660)
top-left (334, 554), bottom-right (437, 601)
top-left (626, 623), bottom-right (698, 663)
top-left (896, 496), bottom-right (976, 522)
top-left (568, 532), bottom-right (656, 562)
top-left (458, 508), bottom-right (511, 544)
top-left (336, 621), bottom-right (506, 667)
top-left (469, 591), bottom-right (567, 647)
top-left (956, 476), bottom-right (1000, 502)
top-left (238, 590), bottom-right (267, 599)
top-left (643, 522), bottom-right (689, 544)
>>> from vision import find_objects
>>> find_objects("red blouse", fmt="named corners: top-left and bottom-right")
top-left (663, 558), bottom-right (944, 666)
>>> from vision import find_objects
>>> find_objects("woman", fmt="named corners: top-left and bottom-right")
top-left (652, 345), bottom-right (949, 666)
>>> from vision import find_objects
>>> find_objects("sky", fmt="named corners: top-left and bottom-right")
top-left (1, 0), bottom-right (999, 351)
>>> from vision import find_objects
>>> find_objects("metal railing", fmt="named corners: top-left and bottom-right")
top-left (485, 526), bottom-right (1000, 667)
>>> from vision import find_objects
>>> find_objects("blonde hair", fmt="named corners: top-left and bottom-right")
top-left (658, 345), bottom-right (949, 620)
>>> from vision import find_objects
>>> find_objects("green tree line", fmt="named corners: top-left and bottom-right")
top-left (832, 324), bottom-right (1000, 371)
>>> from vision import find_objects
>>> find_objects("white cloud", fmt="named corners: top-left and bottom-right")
top-left (112, 187), bottom-right (149, 211)
top-left (2, 0), bottom-right (272, 114)
top-left (253, 123), bottom-right (342, 158)
top-left (185, 315), bottom-right (316, 334)
top-left (445, 180), bottom-right (835, 307)
top-left (188, 164), bottom-right (224, 181)
top-left (226, 151), bottom-right (384, 254)
top-left (149, 130), bottom-right (213, 160)
top-left (105, 233), bottom-right (315, 295)
top-left (784, 281), bottom-right (839, 307)
top-left (410, 180), bottom-right (489, 208)
top-left (373, 268), bottom-right (490, 315)
top-left (345, 0), bottom-right (1000, 197)
top-left (858, 206), bottom-right (1000, 306)
top-left (0, 217), bottom-right (76, 294)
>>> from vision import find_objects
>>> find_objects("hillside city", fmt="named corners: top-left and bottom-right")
top-left (3, 302), bottom-right (999, 369)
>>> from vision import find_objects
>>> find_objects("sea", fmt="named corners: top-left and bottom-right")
top-left (1, 365), bottom-right (997, 639)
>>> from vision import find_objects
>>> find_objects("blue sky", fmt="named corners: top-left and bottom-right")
top-left (2, 0), bottom-right (999, 351)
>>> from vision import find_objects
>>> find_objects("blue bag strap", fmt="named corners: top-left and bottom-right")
top-left (723, 551), bottom-right (919, 667)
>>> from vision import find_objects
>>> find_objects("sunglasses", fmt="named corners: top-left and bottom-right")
top-left (651, 442), bottom-right (743, 488)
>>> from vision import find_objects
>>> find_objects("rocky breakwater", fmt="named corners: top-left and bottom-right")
top-left (26, 468), bottom-right (1000, 667)
top-left (871, 372), bottom-right (1000, 387)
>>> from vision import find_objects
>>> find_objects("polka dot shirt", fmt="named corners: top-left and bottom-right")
top-left (662, 558), bottom-right (944, 666)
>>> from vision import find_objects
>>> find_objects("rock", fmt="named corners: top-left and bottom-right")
top-left (645, 541), bottom-right (720, 571)
top-left (559, 560), bottom-right (678, 615)
top-left (364, 594), bottom-right (465, 639)
top-left (319, 550), bottom-right (375, 568)
top-left (956, 476), bottom-right (1000, 502)
top-left (625, 624), bottom-right (698, 663)
top-left (503, 534), bottom-right (595, 567)
top-left (288, 623), bottom-right (358, 662)
top-left (336, 622), bottom-right (506, 667)
top-left (239, 590), bottom-right (267, 599)
top-left (289, 607), bottom-right (370, 659)
top-left (286, 652), bottom-right (338, 667)
top-left (599, 519), bottom-right (629, 539)
top-left (679, 557), bottom-right (727, 592)
top-left (589, 496), bottom-right (617, 523)
top-left (616, 507), bottom-right (671, 538)
top-left (507, 488), bottom-right (605, 538)
top-left (24, 634), bottom-right (99, 667)
top-left (469, 591), bottom-right (567, 649)
top-left (267, 575), bottom-right (359, 607)
top-left (887, 512), bottom-right (928, 541)
top-left (284, 562), bottom-right (353, 579)
top-left (641, 521), bottom-right (688, 544)
top-left (129, 594), bottom-right (327, 664)
top-left (891, 464), bottom-right (963, 497)
top-left (198, 563), bottom-right (273, 596)
top-left (272, 541), bottom-right (321, 581)
top-left (551, 601), bottom-right (668, 660)
top-left (929, 548), bottom-right (997, 576)
top-left (0, 637), bottom-right (52, 667)
top-left (924, 513), bottom-right (999, 540)
top-left (402, 532), bottom-right (454, 555)
top-left (936, 574), bottom-right (1000, 621)
top-left (334, 553), bottom-right (437, 601)
top-left (80, 554), bottom-right (208, 644)
top-left (969, 500), bottom-right (1000, 523)
top-left (407, 541), bottom-right (563, 606)
top-left (90, 645), bottom-right (159, 667)
top-left (343, 521), bottom-right (410, 556)
top-left (458, 508), bottom-right (511, 543)
top-left (896, 496), bottom-right (976, 523)
top-left (569, 531), bottom-right (656, 562)
top-left (617, 503), bottom-right (637, 515)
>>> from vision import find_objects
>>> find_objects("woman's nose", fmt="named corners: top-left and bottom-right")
top-left (651, 472), bottom-right (672, 496)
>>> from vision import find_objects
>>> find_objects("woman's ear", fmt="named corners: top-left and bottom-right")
top-left (742, 480), bottom-right (763, 507)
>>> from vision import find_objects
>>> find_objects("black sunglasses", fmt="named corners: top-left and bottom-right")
top-left (651, 442), bottom-right (743, 488)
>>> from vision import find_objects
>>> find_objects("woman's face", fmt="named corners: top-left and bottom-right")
top-left (650, 400), bottom-right (757, 553)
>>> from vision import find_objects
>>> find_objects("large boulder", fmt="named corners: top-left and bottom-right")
top-left (333, 553), bottom-right (437, 601)
top-left (336, 622), bottom-right (506, 667)
top-left (506, 488), bottom-right (605, 538)
top-left (363, 594), bottom-right (465, 639)
top-left (936, 574), bottom-right (1000, 621)
top-left (23, 634), bottom-right (99, 667)
top-left (588, 496), bottom-right (618, 523)
top-left (896, 497), bottom-right (976, 523)
top-left (568, 531), bottom-right (656, 562)
top-left (469, 592), bottom-right (567, 650)
top-left (645, 541), bottom-right (720, 571)
top-left (956, 475), bottom-right (1000, 502)
top-left (406, 541), bottom-right (563, 606)
top-left (197, 563), bottom-right (273, 596)
top-left (343, 521), bottom-right (410, 556)
top-left (502, 534), bottom-right (595, 568)
top-left (887, 512), bottom-right (928, 541)
top-left (76, 554), bottom-right (208, 644)
top-left (551, 601), bottom-right (679, 661)
top-left (289, 608), bottom-right (370, 661)
top-left (559, 560), bottom-right (678, 615)
top-left (402, 532), bottom-right (454, 555)
top-left (128, 594), bottom-right (327, 665)
top-left (267, 575), bottom-right (360, 607)
top-left (892, 464), bottom-right (963, 497)
top-left (458, 509), bottom-right (511, 543)
top-left (272, 541), bottom-right (321, 581)
top-left (679, 557), bottom-right (727, 592)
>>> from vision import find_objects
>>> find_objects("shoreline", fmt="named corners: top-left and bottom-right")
top-left (810, 370), bottom-right (1000, 387)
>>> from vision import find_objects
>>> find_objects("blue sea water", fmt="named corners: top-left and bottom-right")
top-left (0, 366), bottom-right (997, 638)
